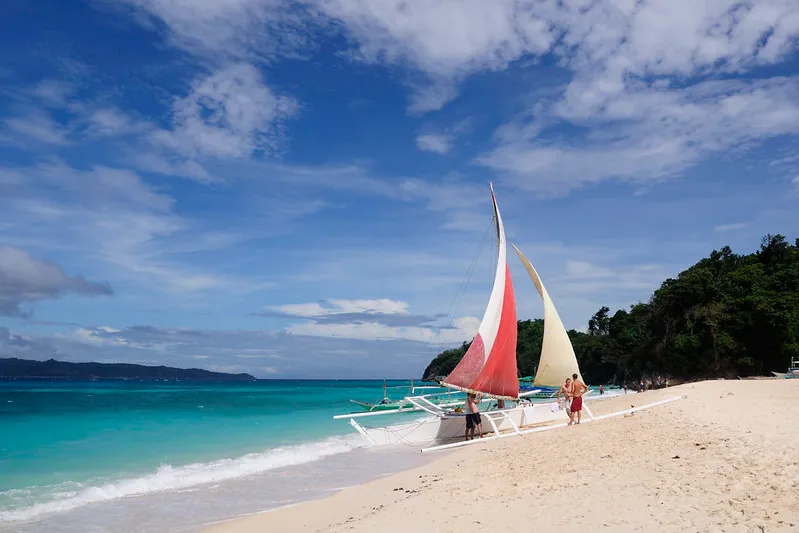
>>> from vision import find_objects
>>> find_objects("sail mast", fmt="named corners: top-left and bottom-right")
top-left (441, 183), bottom-right (519, 400)
top-left (511, 244), bottom-right (583, 388)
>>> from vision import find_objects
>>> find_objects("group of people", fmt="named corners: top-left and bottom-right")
top-left (557, 373), bottom-right (589, 425)
top-left (461, 372), bottom-right (590, 441)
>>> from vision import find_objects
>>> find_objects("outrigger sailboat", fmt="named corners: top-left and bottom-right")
top-left (338, 183), bottom-right (590, 446)
top-left (337, 183), bottom-right (682, 451)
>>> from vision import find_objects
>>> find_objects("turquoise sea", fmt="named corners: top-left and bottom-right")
top-left (0, 380), bottom-right (435, 532)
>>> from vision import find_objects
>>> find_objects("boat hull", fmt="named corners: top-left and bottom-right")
top-left (350, 400), bottom-right (574, 447)
top-left (771, 370), bottom-right (799, 379)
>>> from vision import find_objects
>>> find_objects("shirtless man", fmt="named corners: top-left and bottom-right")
top-left (570, 373), bottom-right (589, 425)
top-left (465, 393), bottom-right (483, 440)
top-left (557, 377), bottom-right (573, 424)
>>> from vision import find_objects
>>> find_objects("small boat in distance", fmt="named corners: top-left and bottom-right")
top-left (349, 380), bottom-right (448, 412)
top-left (771, 357), bottom-right (799, 379)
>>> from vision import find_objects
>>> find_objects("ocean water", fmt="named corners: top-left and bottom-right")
top-left (0, 380), bottom-right (435, 532)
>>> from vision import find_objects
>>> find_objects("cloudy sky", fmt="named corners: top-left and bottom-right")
top-left (1, 0), bottom-right (798, 379)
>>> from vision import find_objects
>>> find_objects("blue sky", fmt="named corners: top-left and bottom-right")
top-left (1, 0), bottom-right (798, 379)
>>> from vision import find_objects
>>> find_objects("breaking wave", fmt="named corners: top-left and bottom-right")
top-left (1, 435), bottom-right (366, 523)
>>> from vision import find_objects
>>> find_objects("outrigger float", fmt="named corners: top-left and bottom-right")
top-left (348, 380), bottom-right (452, 412)
top-left (335, 183), bottom-right (682, 452)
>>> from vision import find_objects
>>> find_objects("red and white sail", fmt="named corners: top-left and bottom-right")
top-left (442, 183), bottom-right (519, 400)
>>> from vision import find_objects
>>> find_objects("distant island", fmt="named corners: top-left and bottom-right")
top-left (0, 358), bottom-right (257, 382)
top-left (424, 234), bottom-right (799, 384)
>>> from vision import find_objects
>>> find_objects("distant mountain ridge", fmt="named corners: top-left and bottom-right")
top-left (0, 358), bottom-right (257, 381)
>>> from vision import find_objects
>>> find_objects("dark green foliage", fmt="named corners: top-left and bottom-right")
top-left (0, 358), bottom-right (257, 381)
top-left (422, 342), bottom-right (471, 381)
top-left (423, 235), bottom-right (799, 384)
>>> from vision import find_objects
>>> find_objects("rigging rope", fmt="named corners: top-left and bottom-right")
top-left (444, 216), bottom-right (495, 326)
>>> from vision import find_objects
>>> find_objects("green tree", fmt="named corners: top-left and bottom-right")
top-left (423, 234), bottom-right (799, 384)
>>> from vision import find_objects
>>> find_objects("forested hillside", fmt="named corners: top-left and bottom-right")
top-left (423, 235), bottom-right (799, 384)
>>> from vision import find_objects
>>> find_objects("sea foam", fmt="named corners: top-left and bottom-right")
top-left (0, 434), bottom-right (366, 523)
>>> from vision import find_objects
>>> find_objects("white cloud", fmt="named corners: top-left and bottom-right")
top-left (564, 260), bottom-right (614, 280)
top-left (315, 0), bottom-right (554, 77)
top-left (549, 0), bottom-right (799, 79)
top-left (471, 0), bottom-right (799, 192)
top-left (3, 65), bottom-right (299, 185)
top-left (73, 327), bottom-right (131, 347)
top-left (273, 298), bottom-right (409, 317)
top-left (119, 0), bottom-right (310, 61)
top-left (3, 111), bottom-right (71, 145)
top-left (408, 82), bottom-right (459, 114)
top-left (315, 0), bottom-right (554, 112)
top-left (325, 298), bottom-right (408, 315)
top-left (301, 0), bottom-right (799, 180)
top-left (714, 222), bottom-right (749, 232)
top-left (131, 152), bottom-right (218, 183)
top-left (415, 133), bottom-right (452, 154)
top-left (150, 63), bottom-right (298, 160)
top-left (84, 108), bottom-right (147, 138)
top-left (30, 80), bottom-right (76, 107)
top-left (479, 77), bottom-right (799, 193)
top-left (0, 160), bottom-right (257, 295)
top-left (285, 315), bottom-right (479, 345)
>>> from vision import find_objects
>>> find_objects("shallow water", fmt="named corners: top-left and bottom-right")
top-left (0, 379), bottom-right (432, 531)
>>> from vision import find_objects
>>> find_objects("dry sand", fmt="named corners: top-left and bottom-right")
top-left (206, 379), bottom-right (799, 533)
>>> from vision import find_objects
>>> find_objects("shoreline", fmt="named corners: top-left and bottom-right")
top-left (0, 439), bottom-right (434, 533)
top-left (199, 388), bottom-right (638, 529)
top-left (205, 379), bottom-right (799, 533)
top-left (0, 379), bottom-right (440, 533)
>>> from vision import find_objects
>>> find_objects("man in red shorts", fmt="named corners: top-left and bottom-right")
top-left (570, 373), bottom-right (589, 425)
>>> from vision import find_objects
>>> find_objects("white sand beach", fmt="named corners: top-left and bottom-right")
top-left (206, 379), bottom-right (799, 533)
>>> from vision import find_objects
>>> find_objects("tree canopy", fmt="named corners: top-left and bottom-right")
top-left (422, 234), bottom-right (799, 384)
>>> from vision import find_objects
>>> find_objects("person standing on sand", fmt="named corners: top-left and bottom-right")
top-left (557, 377), bottom-right (573, 424)
top-left (569, 373), bottom-right (589, 425)
top-left (465, 393), bottom-right (483, 440)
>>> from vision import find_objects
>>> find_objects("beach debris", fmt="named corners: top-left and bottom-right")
top-left (672, 455), bottom-right (680, 459)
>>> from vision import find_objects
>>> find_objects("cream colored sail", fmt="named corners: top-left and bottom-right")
top-left (511, 244), bottom-right (583, 388)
